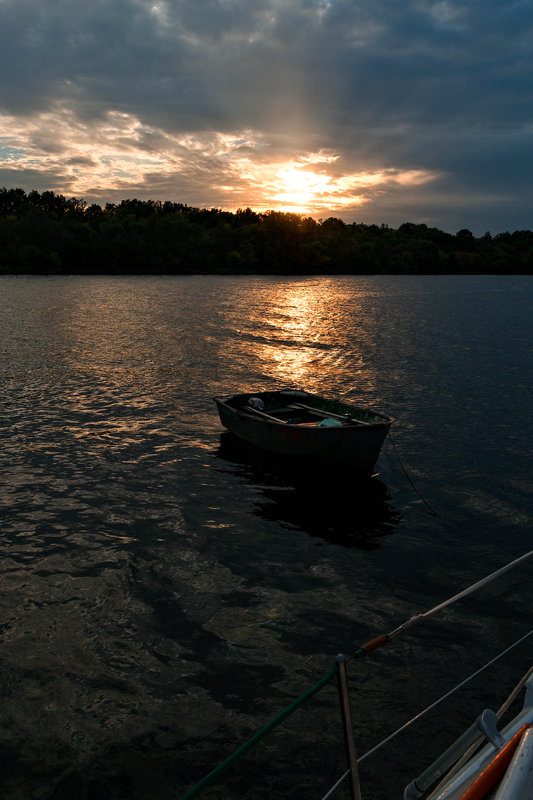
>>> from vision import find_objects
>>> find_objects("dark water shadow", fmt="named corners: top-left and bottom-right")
top-left (214, 433), bottom-right (402, 549)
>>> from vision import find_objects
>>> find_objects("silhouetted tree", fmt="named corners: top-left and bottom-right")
top-left (0, 187), bottom-right (531, 275)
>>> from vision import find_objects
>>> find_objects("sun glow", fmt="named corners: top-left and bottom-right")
top-left (0, 109), bottom-right (438, 215)
top-left (271, 166), bottom-right (333, 212)
top-left (244, 155), bottom-right (438, 215)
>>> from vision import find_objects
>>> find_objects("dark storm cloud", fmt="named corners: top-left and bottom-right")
top-left (1, 0), bottom-right (532, 232)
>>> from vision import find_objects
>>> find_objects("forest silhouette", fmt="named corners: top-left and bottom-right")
top-left (1, 187), bottom-right (532, 274)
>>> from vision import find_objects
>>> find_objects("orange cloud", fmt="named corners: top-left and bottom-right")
top-left (0, 108), bottom-right (439, 215)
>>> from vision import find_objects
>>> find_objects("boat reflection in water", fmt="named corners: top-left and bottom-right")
top-left (215, 432), bottom-right (402, 550)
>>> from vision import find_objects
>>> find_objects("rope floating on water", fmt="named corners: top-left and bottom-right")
top-left (387, 430), bottom-right (439, 517)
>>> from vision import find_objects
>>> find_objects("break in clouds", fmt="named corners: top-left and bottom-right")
top-left (1, 0), bottom-right (532, 233)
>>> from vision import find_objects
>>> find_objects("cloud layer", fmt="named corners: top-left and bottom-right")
top-left (1, 0), bottom-right (532, 233)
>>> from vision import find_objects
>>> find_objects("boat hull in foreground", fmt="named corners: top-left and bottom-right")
top-left (405, 669), bottom-right (533, 800)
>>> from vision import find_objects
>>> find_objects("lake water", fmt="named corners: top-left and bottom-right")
top-left (0, 274), bottom-right (531, 800)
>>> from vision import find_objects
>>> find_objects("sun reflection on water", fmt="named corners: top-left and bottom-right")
top-left (230, 280), bottom-right (378, 395)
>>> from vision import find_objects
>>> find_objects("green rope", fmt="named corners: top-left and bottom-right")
top-left (179, 663), bottom-right (339, 800)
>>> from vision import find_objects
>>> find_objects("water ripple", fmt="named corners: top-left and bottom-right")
top-left (0, 275), bottom-right (531, 799)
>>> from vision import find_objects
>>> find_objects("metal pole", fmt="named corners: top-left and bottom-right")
top-left (336, 654), bottom-right (362, 800)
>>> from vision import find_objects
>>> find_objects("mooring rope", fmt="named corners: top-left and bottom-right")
top-left (320, 629), bottom-right (533, 800)
top-left (387, 430), bottom-right (439, 517)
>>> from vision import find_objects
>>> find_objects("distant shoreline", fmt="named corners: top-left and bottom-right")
top-left (2, 188), bottom-right (532, 276)
top-left (2, 271), bottom-right (532, 277)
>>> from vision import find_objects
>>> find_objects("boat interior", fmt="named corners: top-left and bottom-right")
top-left (241, 399), bottom-right (363, 427)
top-left (218, 391), bottom-right (387, 427)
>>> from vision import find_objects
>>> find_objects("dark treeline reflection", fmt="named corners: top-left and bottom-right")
top-left (1, 187), bottom-right (532, 275)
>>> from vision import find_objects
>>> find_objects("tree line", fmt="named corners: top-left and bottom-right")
top-left (1, 187), bottom-right (532, 275)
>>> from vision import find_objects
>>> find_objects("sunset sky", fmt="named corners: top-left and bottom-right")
top-left (1, 0), bottom-right (532, 234)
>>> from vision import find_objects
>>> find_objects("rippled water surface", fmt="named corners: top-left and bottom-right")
top-left (0, 275), bottom-right (531, 799)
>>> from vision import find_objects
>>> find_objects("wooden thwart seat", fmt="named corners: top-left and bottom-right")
top-left (288, 402), bottom-right (370, 425)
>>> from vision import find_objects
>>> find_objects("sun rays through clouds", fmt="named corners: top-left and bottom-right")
top-left (0, 107), bottom-right (438, 216)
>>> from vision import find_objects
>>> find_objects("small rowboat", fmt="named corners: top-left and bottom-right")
top-left (213, 389), bottom-right (393, 472)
